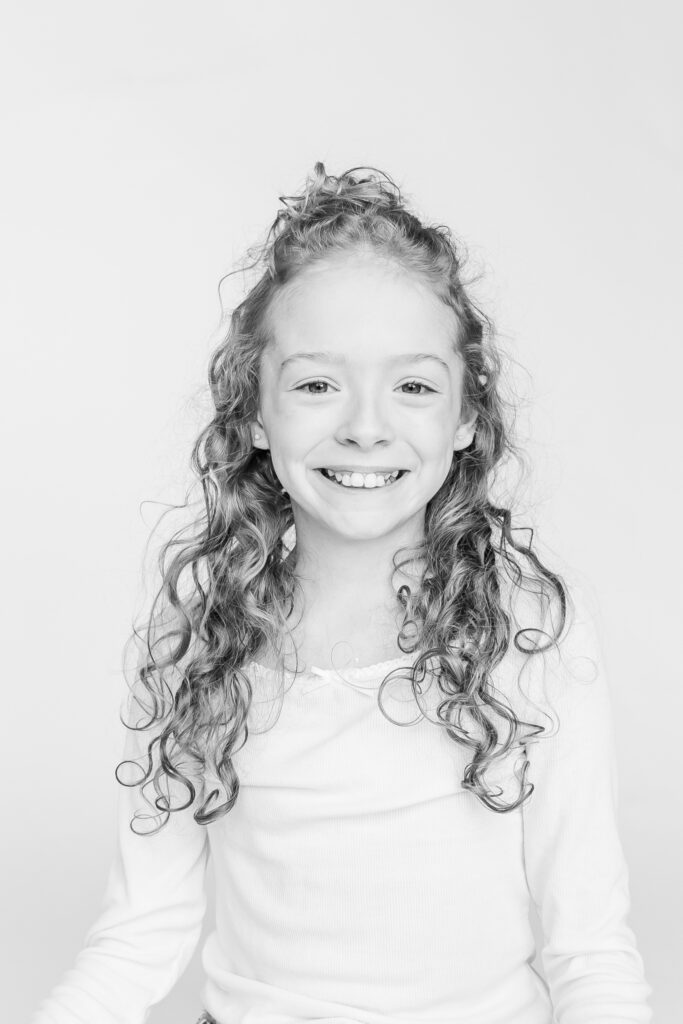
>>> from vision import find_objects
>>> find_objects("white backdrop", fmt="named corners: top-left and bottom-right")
top-left (2, 2), bottom-right (679, 1021)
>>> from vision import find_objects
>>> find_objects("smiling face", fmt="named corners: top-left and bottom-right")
top-left (252, 252), bottom-right (477, 552)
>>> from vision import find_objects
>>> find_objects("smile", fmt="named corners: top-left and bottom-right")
top-left (316, 468), bottom-right (408, 490)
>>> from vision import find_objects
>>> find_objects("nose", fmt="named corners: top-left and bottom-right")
top-left (334, 387), bottom-right (396, 449)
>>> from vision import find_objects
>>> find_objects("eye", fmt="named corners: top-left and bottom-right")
top-left (295, 380), bottom-right (332, 395)
top-left (294, 380), bottom-right (436, 396)
top-left (400, 380), bottom-right (436, 395)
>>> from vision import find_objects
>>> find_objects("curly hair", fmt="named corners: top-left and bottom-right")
top-left (117, 161), bottom-right (571, 835)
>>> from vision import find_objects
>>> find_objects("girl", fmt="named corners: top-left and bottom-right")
top-left (33, 163), bottom-right (653, 1024)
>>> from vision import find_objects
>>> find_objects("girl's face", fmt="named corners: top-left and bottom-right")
top-left (253, 253), bottom-right (477, 545)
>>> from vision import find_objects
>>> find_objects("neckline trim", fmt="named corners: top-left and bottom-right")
top-left (247, 651), bottom-right (417, 682)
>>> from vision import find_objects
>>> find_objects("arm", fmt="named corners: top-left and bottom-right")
top-left (519, 589), bottom-right (653, 1023)
top-left (31, 687), bottom-right (210, 1024)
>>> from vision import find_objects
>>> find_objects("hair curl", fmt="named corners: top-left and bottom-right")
top-left (117, 161), bottom-right (571, 835)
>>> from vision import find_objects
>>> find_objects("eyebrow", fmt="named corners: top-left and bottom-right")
top-left (279, 351), bottom-right (451, 375)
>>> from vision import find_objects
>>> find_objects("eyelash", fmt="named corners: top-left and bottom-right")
top-left (294, 380), bottom-right (437, 396)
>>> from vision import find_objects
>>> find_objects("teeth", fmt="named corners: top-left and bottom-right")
top-left (321, 469), bottom-right (401, 488)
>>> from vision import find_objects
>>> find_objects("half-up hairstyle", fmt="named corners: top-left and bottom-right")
top-left (118, 162), bottom-right (571, 835)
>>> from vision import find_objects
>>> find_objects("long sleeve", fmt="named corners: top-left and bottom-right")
top-left (32, 690), bottom-right (210, 1024)
top-left (519, 591), bottom-right (653, 1023)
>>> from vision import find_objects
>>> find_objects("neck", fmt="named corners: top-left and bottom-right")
top-left (285, 520), bottom-right (426, 624)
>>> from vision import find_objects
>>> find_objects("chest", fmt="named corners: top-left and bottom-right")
top-left (284, 609), bottom-right (407, 672)
top-left (294, 636), bottom-right (406, 672)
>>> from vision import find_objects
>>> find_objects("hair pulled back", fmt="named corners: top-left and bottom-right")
top-left (118, 162), bottom-right (570, 835)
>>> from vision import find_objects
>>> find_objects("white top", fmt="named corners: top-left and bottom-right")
top-left (32, 592), bottom-right (653, 1024)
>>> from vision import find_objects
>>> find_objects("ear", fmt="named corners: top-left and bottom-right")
top-left (452, 412), bottom-right (478, 452)
top-left (250, 421), bottom-right (270, 450)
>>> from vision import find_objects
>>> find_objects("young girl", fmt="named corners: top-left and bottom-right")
top-left (33, 163), bottom-right (653, 1024)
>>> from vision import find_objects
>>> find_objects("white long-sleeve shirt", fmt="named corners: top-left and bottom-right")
top-left (32, 591), bottom-right (653, 1024)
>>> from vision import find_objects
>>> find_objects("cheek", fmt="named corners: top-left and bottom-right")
top-left (410, 414), bottom-right (456, 449)
top-left (265, 404), bottom-right (308, 447)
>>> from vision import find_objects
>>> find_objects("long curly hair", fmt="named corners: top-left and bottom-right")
top-left (117, 161), bottom-right (571, 836)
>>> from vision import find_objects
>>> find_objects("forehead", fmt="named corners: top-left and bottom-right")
top-left (266, 254), bottom-right (458, 351)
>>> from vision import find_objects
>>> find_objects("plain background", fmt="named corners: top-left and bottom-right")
top-left (2, 1), bottom-right (680, 1021)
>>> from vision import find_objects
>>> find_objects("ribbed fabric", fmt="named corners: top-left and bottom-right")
top-left (32, 594), bottom-right (653, 1024)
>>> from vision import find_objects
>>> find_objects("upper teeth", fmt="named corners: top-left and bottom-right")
top-left (322, 469), bottom-right (401, 488)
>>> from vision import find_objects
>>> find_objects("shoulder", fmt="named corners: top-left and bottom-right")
top-left (493, 568), bottom-right (611, 745)
top-left (121, 598), bottom-right (206, 721)
top-left (495, 551), bottom-right (603, 661)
